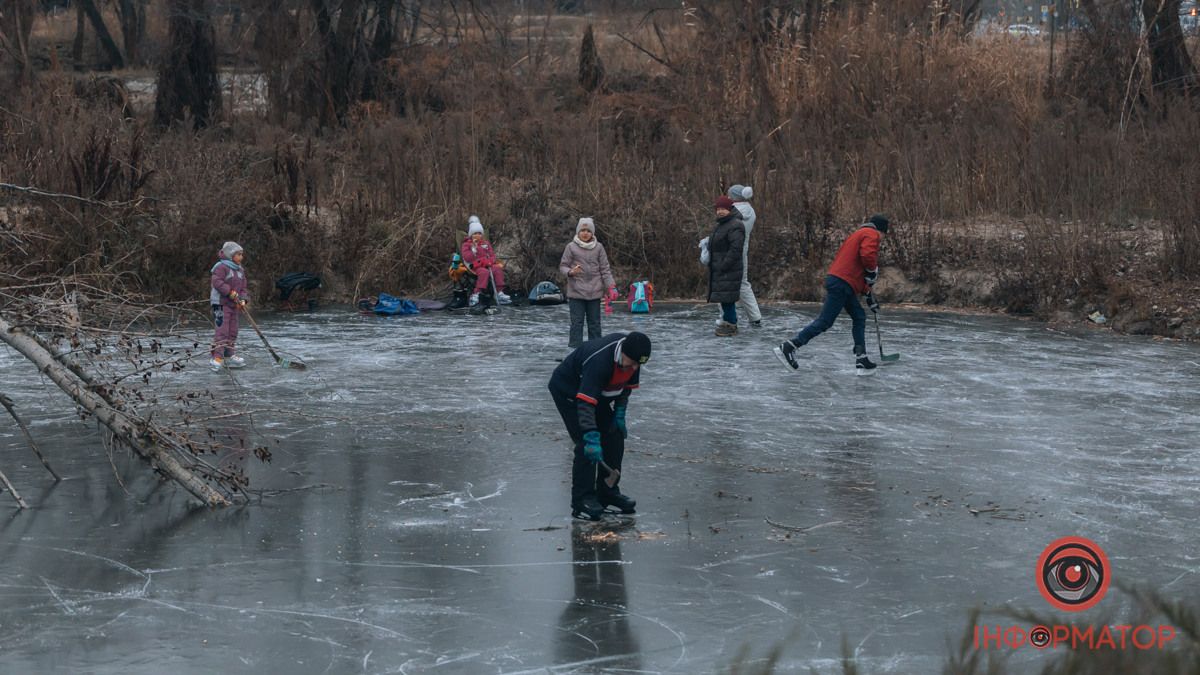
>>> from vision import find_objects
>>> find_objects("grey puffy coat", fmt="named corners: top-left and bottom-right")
top-left (734, 201), bottom-right (756, 282)
top-left (706, 211), bottom-right (745, 304)
top-left (558, 241), bottom-right (615, 300)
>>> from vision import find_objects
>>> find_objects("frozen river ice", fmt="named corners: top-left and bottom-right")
top-left (1, 302), bottom-right (1198, 673)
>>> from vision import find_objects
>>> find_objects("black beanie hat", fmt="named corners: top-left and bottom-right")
top-left (868, 214), bottom-right (890, 233)
top-left (621, 331), bottom-right (652, 364)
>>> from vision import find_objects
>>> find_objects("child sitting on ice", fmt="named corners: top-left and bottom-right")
top-left (460, 216), bottom-right (511, 306)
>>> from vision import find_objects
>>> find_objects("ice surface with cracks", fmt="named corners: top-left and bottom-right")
top-left (0, 303), bottom-right (1198, 673)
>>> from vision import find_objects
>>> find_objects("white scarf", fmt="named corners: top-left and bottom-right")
top-left (573, 235), bottom-right (597, 250)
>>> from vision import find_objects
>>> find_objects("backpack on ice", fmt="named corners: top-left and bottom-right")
top-left (627, 281), bottom-right (653, 313)
top-left (528, 281), bottom-right (565, 305)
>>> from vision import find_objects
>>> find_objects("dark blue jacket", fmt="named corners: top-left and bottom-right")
top-left (548, 333), bottom-right (641, 434)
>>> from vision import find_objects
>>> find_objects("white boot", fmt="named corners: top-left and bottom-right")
top-left (496, 292), bottom-right (511, 305)
top-left (225, 354), bottom-right (246, 368)
top-left (469, 293), bottom-right (480, 307)
top-left (209, 357), bottom-right (224, 372)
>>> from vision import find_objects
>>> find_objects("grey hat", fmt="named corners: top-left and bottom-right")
top-left (727, 185), bottom-right (753, 201)
top-left (576, 217), bottom-right (595, 235)
top-left (467, 216), bottom-right (484, 237)
top-left (221, 241), bottom-right (243, 258)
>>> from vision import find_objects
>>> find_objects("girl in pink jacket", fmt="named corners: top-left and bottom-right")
top-left (210, 242), bottom-right (249, 372)
top-left (461, 216), bottom-right (511, 306)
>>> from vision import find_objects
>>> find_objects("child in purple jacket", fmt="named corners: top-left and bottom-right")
top-left (210, 241), bottom-right (249, 372)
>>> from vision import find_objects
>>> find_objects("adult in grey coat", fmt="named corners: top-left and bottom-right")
top-left (728, 184), bottom-right (762, 326)
top-left (559, 217), bottom-right (617, 347)
top-left (707, 196), bottom-right (745, 336)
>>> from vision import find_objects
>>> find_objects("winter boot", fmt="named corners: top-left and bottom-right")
top-left (495, 291), bottom-right (512, 305)
top-left (209, 356), bottom-right (224, 372)
top-left (854, 347), bottom-right (877, 376)
top-left (715, 321), bottom-right (738, 337)
top-left (750, 320), bottom-right (763, 328)
top-left (225, 354), bottom-right (246, 369)
top-left (469, 293), bottom-right (480, 307)
top-left (598, 487), bottom-right (636, 514)
top-left (572, 495), bottom-right (605, 521)
top-left (773, 340), bottom-right (800, 372)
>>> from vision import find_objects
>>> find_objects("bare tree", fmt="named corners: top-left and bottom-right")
top-left (1141, 0), bottom-right (1196, 95)
top-left (312, 0), bottom-right (369, 125)
top-left (116, 0), bottom-right (148, 66)
top-left (0, 0), bottom-right (36, 78)
top-left (155, 0), bottom-right (223, 128)
top-left (77, 0), bottom-right (128, 69)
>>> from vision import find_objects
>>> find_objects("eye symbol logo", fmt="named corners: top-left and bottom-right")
top-left (1036, 536), bottom-right (1111, 612)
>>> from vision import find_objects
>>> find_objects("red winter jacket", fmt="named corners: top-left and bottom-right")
top-left (461, 237), bottom-right (498, 269)
top-left (827, 226), bottom-right (881, 295)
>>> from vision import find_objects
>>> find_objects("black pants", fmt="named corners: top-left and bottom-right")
top-left (568, 298), bottom-right (602, 348)
top-left (552, 392), bottom-right (625, 507)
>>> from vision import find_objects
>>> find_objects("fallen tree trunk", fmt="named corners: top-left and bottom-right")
top-left (0, 316), bottom-right (228, 506)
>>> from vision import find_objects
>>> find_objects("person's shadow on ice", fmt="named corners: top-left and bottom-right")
top-left (553, 527), bottom-right (642, 671)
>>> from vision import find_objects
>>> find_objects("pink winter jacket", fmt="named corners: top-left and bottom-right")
top-left (461, 237), bottom-right (498, 269)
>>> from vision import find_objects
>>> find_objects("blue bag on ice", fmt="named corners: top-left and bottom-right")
top-left (372, 293), bottom-right (420, 316)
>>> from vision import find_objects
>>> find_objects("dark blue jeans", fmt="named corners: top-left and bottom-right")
top-left (720, 302), bottom-right (737, 324)
top-left (792, 275), bottom-right (865, 351)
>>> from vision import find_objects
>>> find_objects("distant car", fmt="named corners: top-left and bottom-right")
top-left (1005, 24), bottom-right (1042, 37)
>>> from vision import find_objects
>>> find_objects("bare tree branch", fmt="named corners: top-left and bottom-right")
top-left (0, 394), bottom-right (61, 481)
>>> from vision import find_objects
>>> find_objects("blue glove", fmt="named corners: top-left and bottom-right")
top-left (613, 405), bottom-right (627, 439)
top-left (864, 268), bottom-right (879, 287)
top-left (582, 431), bottom-right (602, 463)
top-left (865, 292), bottom-right (880, 314)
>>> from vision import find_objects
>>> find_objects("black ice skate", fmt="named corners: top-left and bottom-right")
top-left (773, 340), bottom-right (800, 372)
top-left (598, 488), bottom-right (636, 514)
top-left (572, 495), bottom-right (605, 521)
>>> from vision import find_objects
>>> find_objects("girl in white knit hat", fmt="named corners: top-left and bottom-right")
top-left (558, 217), bottom-right (617, 347)
top-left (209, 241), bottom-right (249, 372)
top-left (460, 216), bottom-right (511, 306)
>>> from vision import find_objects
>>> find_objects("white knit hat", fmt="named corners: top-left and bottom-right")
top-left (221, 241), bottom-right (243, 258)
top-left (467, 215), bottom-right (484, 237)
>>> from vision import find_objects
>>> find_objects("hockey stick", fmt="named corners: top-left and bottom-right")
top-left (872, 311), bottom-right (900, 363)
top-left (241, 306), bottom-right (307, 370)
top-left (488, 269), bottom-right (502, 312)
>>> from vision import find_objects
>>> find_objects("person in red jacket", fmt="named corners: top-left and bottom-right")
top-left (774, 214), bottom-right (890, 375)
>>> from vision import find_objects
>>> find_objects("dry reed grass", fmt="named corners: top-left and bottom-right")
top-left (3, 3), bottom-right (1198, 337)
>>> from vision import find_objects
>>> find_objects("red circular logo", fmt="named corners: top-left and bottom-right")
top-left (1036, 536), bottom-right (1110, 612)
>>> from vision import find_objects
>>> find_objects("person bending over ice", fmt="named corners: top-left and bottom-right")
top-left (548, 332), bottom-right (651, 521)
